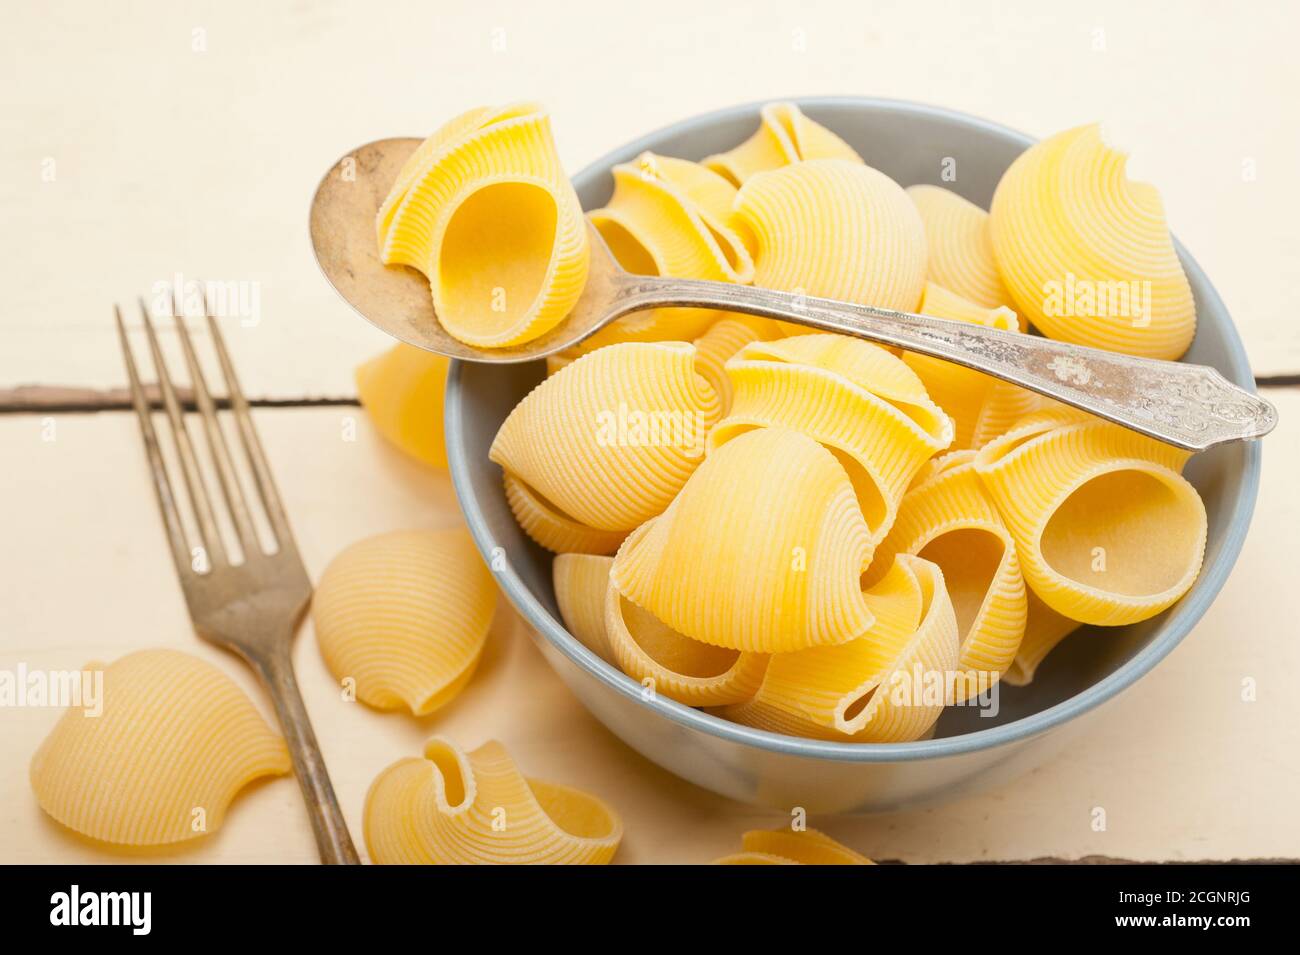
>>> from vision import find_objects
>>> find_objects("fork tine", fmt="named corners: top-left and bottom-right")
top-left (174, 292), bottom-right (261, 557)
top-left (115, 305), bottom-right (192, 576)
top-left (205, 311), bottom-right (297, 553)
top-left (138, 298), bottom-right (227, 569)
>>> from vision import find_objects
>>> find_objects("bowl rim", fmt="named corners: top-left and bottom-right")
top-left (446, 95), bottom-right (1263, 764)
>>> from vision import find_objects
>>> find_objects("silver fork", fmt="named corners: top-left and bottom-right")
top-left (115, 298), bottom-right (360, 865)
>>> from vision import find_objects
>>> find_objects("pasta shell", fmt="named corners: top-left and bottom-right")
top-left (552, 553), bottom-right (616, 661)
top-left (503, 472), bottom-right (627, 555)
top-left (715, 828), bottom-right (874, 865)
top-left (364, 737), bottom-right (622, 864)
top-left (690, 314), bottom-right (784, 415)
top-left (724, 554), bottom-right (959, 741)
top-left (490, 342), bottom-right (721, 534)
top-left (906, 283), bottom-right (1044, 451)
top-left (711, 335), bottom-right (952, 549)
top-left (30, 649), bottom-right (290, 846)
top-left (989, 124), bottom-right (1196, 359)
top-left (612, 427), bottom-right (875, 653)
top-left (867, 449), bottom-right (1027, 699)
top-left (355, 342), bottom-right (449, 468)
top-left (735, 159), bottom-right (927, 312)
top-left (1002, 587), bottom-right (1081, 686)
top-left (603, 567), bottom-right (769, 705)
top-left (312, 528), bottom-right (497, 716)
top-left (704, 102), bottom-right (863, 186)
top-left (379, 104), bottom-right (588, 347)
top-left (907, 184), bottom-right (1016, 319)
top-left (974, 409), bottom-right (1207, 625)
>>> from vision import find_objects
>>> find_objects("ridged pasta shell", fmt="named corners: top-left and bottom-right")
top-left (503, 472), bottom-right (628, 555)
top-left (490, 341), bottom-right (721, 534)
top-left (867, 450), bottom-right (1027, 699)
top-left (552, 553), bottom-right (615, 661)
top-left (612, 427), bottom-right (875, 653)
top-left (711, 335), bottom-right (952, 549)
top-left (604, 565), bottom-right (769, 705)
top-left (379, 104), bottom-right (588, 347)
top-left (989, 124), bottom-right (1196, 359)
top-left (715, 828), bottom-right (874, 865)
top-left (735, 159), bottom-right (927, 312)
top-left (1002, 587), bottom-right (1080, 687)
top-left (906, 283), bottom-right (1044, 451)
top-left (907, 184), bottom-right (1016, 319)
top-left (703, 102), bottom-right (864, 186)
top-left (724, 554), bottom-right (959, 741)
top-left (691, 315), bottom-right (783, 415)
top-left (974, 409), bottom-right (1207, 625)
top-left (312, 528), bottom-right (497, 715)
top-left (364, 737), bottom-right (622, 864)
top-left (30, 649), bottom-right (290, 846)
top-left (354, 343), bottom-right (449, 468)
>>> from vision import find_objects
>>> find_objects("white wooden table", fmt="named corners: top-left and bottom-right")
top-left (2, 0), bottom-right (1297, 864)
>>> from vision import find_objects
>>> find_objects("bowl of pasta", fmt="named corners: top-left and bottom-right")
top-left (442, 96), bottom-right (1262, 811)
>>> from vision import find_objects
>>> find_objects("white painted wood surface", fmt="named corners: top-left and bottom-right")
top-left (1, 0), bottom-right (1298, 400)
top-left (1, 399), bottom-right (1296, 863)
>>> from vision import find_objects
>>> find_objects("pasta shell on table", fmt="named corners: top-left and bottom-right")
top-left (865, 449), bottom-right (1027, 700)
top-left (552, 553), bottom-right (616, 662)
top-left (603, 562), bottom-right (769, 706)
top-left (988, 124), bottom-right (1196, 359)
top-left (907, 184), bottom-right (1017, 320)
top-left (30, 649), bottom-right (290, 846)
top-left (553, 153), bottom-right (756, 368)
top-left (703, 101), bottom-right (864, 186)
top-left (490, 341), bottom-right (721, 550)
top-left (364, 738), bottom-right (622, 865)
top-left (612, 426), bottom-right (876, 654)
top-left (710, 335), bottom-right (953, 552)
top-left (312, 528), bottom-right (497, 716)
top-left (379, 102), bottom-right (588, 347)
top-left (734, 158), bottom-right (927, 317)
top-left (714, 828), bottom-right (875, 865)
top-left (723, 554), bottom-right (959, 742)
top-left (1002, 587), bottom-right (1082, 687)
top-left (973, 408), bottom-right (1207, 626)
top-left (906, 282), bottom-right (1045, 451)
top-left (354, 342), bottom-right (449, 468)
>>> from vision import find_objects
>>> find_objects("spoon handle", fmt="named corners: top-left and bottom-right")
top-left (613, 275), bottom-right (1276, 452)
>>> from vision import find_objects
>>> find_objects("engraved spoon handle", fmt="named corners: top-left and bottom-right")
top-left (612, 275), bottom-right (1277, 452)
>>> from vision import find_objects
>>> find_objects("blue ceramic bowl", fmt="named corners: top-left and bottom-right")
top-left (446, 97), bottom-right (1262, 811)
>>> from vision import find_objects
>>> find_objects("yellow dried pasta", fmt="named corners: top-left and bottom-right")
top-left (379, 102), bottom-right (588, 347)
top-left (1003, 588), bottom-right (1081, 686)
top-left (30, 649), bottom-right (290, 846)
top-left (552, 553), bottom-right (616, 661)
top-left (711, 334), bottom-right (952, 550)
top-left (355, 342), bottom-right (449, 468)
top-left (867, 450), bottom-right (1027, 699)
top-left (612, 426), bottom-right (875, 653)
top-left (906, 282), bottom-right (1044, 450)
top-left (503, 473), bottom-right (628, 556)
top-left (365, 738), bottom-right (622, 864)
top-left (491, 341), bottom-right (720, 546)
top-left (735, 159), bottom-right (927, 313)
top-left (715, 827), bottom-right (874, 865)
top-left (604, 561), bottom-right (769, 705)
top-left (989, 124), bottom-right (1196, 359)
top-left (974, 408), bottom-right (1207, 626)
top-left (690, 314), bottom-right (783, 414)
top-left (724, 554), bottom-right (958, 741)
top-left (312, 528), bottom-right (496, 716)
top-left (907, 184), bottom-right (1016, 320)
top-left (704, 102), bottom-right (863, 186)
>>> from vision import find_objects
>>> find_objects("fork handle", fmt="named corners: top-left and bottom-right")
top-left (253, 647), bottom-right (361, 865)
top-left (612, 275), bottom-right (1277, 453)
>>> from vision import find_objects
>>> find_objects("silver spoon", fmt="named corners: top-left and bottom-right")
top-left (310, 137), bottom-right (1276, 452)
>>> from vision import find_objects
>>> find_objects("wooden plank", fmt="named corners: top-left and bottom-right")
top-left (1, 0), bottom-right (1297, 400)
top-left (1, 395), bottom-right (1295, 863)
